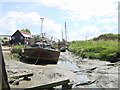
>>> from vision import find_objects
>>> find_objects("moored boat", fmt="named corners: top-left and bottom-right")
top-left (21, 39), bottom-right (60, 64)
top-left (20, 18), bottom-right (60, 64)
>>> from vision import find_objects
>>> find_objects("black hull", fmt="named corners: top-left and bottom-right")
top-left (21, 47), bottom-right (60, 64)
top-left (20, 58), bottom-right (58, 64)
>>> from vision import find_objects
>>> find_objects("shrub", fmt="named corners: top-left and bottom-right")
top-left (11, 48), bottom-right (22, 54)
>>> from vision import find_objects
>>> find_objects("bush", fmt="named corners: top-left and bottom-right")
top-left (11, 45), bottom-right (24, 49)
top-left (11, 48), bottom-right (22, 54)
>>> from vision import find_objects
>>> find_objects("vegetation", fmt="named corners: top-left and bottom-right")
top-left (68, 34), bottom-right (120, 63)
top-left (93, 33), bottom-right (120, 41)
top-left (21, 28), bottom-right (31, 34)
top-left (11, 45), bottom-right (24, 55)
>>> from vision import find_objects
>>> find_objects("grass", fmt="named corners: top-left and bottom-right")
top-left (11, 45), bottom-right (24, 49)
top-left (11, 45), bottom-right (24, 57)
top-left (68, 40), bottom-right (120, 63)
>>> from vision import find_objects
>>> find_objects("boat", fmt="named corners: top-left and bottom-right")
top-left (21, 37), bottom-right (60, 64)
top-left (58, 22), bottom-right (68, 52)
top-left (20, 18), bottom-right (60, 64)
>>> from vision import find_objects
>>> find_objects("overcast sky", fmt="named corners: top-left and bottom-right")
top-left (0, 0), bottom-right (118, 41)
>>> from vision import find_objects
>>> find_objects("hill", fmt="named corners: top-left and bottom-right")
top-left (93, 33), bottom-right (120, 41)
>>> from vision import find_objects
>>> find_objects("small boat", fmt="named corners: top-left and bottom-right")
top-left (21, 39), bottom-right (60, 64)
top-left (59, 46), bottom-right (67, 52)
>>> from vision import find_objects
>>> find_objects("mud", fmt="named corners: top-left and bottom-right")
top-left (2, 46), bottom-right (119, 89)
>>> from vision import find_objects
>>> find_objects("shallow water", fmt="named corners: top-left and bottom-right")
top-left (57, 58), bottom-right (91, 86)
top-left (57, 58), bottom-right (80, 72)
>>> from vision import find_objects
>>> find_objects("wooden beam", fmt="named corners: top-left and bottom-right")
top-left (24, 78), bottom-right (71, 90)
top-left (12, 76), bottom-right (31, 85)
top-left (9, 73), bottom-right (33, 79)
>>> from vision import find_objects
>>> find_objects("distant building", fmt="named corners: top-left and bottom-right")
top-left (10, 30), bottom-right (32, 45)
top-left (0, 35), bottom-right (11, 46)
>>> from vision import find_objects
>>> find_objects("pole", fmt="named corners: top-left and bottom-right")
top-left (86, 35), bottom-right (87, 41)
top-left (65, 22), bottom-right (67, 42)
top-left (62, 30), bottom-right (63, 41)
top-left (40, 18), bottom-right (44, 37)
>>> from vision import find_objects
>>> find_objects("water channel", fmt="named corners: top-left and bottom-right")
top-left (57, 58), bottom-right (80, 72)
top-left (57, 58), bottom-right (91, 86)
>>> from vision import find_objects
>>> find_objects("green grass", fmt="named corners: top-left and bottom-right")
top-left (68, 41), bottom-right (119, 63)
top-left (11, 45), bottom-right (24, 49)
top-left (11, 45), bottom-right (24, 56)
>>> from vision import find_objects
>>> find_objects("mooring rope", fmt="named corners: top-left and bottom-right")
top-left (34, 52), bottom-right (41, 65)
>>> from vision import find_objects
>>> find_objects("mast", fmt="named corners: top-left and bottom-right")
top-left (40, 18), bottom-right (44, 37)
top-left (62, 26), bottom-right (64, 41)
top-left (65, 22), bottom-right (67, 42)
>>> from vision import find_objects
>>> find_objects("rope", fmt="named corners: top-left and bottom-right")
top-left (34, 52), bottom-right (41, 65)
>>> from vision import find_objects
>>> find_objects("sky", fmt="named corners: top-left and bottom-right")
top-left (0, 0), bottom-right (119, 41)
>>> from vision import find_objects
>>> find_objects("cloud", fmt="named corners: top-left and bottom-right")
top-left (7, 11), bottom-right (40, 25)
top-left (44, 19), bottom-right (62, 37)
top-left (36, 0), bottom-right (118, 41)
top-left (0, 16), bottom-right (17, 34)
top-left (1, 11), bottom-right (62, 39)
top-left (68, 25), bottom-right (101, 41)
top-left (98, 17), bottom-right (118, 24)
top-left (1, 0), bottom-right (118, 41)
top-left (38, 0), bottom-right (118, 20)
top-left (1, 0), bottom-right (38, 2)
top-left (103, 25), bottom-right (118, 33)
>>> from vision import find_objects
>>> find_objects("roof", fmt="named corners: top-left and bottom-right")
top-left (19, 30), bottom-right (32, 38)
top-left (19, 30), bottom-right (30, 35)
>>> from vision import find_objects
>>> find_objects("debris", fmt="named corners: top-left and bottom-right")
top-left (9, 73), bottom-right (33, 79)
top-left (12, 76), bottom-right (31, 85)
top-left (75, 80), bottom-right (96, 86)
top-left (9, 73), bottom-right (33, 85)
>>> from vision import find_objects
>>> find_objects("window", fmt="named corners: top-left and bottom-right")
top-left (20, 36), bottom-right (23, 40)
top-left (12, 37), bottom-right (15, 39)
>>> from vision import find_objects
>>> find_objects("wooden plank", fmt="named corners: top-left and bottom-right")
top-left (9, 73), bottom-right (33, 79)
top-left (0, 44), bottom-right (10, 90)
top-left (24, 78), bottom-right (70, 90)
top-left (12, 76), bottom-right (31, 85)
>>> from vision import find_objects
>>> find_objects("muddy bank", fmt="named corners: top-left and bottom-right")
top-left (3, 49), bottom-right (89, 89)
top-left (60, 51), bottom-right (119, 88)
top-left (2, 47), bottom-right (119, 89)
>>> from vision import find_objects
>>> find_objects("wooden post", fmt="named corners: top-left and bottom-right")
top-left (0, 44), bottom-right (10, 89)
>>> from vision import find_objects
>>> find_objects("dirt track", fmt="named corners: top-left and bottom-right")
top-left (2, 46), bottom-right (119, 89)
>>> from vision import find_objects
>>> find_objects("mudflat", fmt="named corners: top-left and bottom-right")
top-left (2, 46), bottom-right (119, 89)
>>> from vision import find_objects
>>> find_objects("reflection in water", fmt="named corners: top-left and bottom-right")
top-left (57, 58), bottom-right (80, 71)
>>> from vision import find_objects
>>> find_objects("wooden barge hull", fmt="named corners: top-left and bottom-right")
top-left (21, 47), bottom-right (60, 64)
